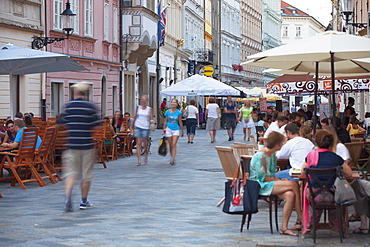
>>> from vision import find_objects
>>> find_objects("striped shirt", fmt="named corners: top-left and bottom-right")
top-left (57, 98), bottom-right (100, 150)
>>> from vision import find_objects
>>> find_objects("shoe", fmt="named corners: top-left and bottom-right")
top-left (144, 157), bottom-right (148, 164)
top-left (231, 136), bottom-right (234, 141)
top-left (228, 137), bottom-right (232, 141)
top-left (170, 161), bottom-right (175, 166)
top-left (349, 214), bottom-right (361, 222)
top-left (65, 198), bottom-right (73, 212)
top-left (353, 228), bottom-right (369, 235)
top-left (290, 220), bottom-right (302, 231)
top-left (279, 229), bottom-right (298, 237)
top-left (187, 141), bottom-right (190, 143)
top-left (80, 201), bottom-right (93, 210)
top-left (136, 162), bottom-right (141, 166)
top-left (190, 142), bottom-right (193, 144)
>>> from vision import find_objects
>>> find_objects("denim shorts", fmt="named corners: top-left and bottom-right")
top-left (134, 127), bottom-right (149, 139)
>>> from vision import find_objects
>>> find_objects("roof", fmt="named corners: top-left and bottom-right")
top-left (281, 1), bottom-right (309, 17)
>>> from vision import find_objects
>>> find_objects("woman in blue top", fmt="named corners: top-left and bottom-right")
top-left (250, 131), bottom-right (302, 236)
top-left (163, 98), bottom-right (184, 165)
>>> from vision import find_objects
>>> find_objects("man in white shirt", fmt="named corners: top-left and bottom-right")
top-left (275, 123), bottom-right (315, 181)
top-left (263, 116), bottom-right (288, 138)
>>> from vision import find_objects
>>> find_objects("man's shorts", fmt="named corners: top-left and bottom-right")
top-left (63, 148), bottom-right (95, 182)
top-left (165, 127), bottom-right (180, 137)
top-left (225, 117), bottom-right (236, 130)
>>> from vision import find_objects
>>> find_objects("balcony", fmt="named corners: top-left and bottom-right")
top-left (196, 48), bottom-right (214, 65)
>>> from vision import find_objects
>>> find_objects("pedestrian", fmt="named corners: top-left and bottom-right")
top-left (160, 98), bottom-right (167, 112)
top-left (163, 98), bottom-right (184, 165)
top-left (239, 100), bottom-right (254, 141)
top-left (131, 95), bottom-right (153, 166)
top-left (184, 99), bottom-right (198, 143)
top-left (205, 97), bottom-right (220, 143)
top-left (224, 96), bottom-right (237, 141)
top-left (57, 82), bottom-right (100, 212)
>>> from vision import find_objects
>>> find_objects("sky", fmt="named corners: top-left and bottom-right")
top-left (284, 0), bottom-right (333, 27)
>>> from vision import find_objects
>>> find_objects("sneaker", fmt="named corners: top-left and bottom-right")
top-left (79, 201), bottom-right (94, 210)
top-left (228, 137), bottom-right (232, 141)
top-left (65, 198), bottom-right (74, 212)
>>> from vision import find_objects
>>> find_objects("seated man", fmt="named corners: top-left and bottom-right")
top-left (275, 123), bottom-right (315, 181)
top-left (263, 116), bottom-right (288, 138)
top-left (1, 119), bottom-right (41, 149)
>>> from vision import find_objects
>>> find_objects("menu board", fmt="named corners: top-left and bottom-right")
top-left (260, 98), bottom-right (267, 112)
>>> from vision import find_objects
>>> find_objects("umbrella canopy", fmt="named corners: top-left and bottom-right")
top-left (0, 44), bottom-right (88, 75)
top-left (267, 74), bottom-right (370, 95)
top-left (160, 74), bottom-right (241, 96)
top-left (242, 31), bottom-right (370, 127)
top-left (235, 87), bottom-right (261, 97)
top-left (244, 87), bottom-right (283, 101)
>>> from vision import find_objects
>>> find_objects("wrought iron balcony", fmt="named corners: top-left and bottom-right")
top-left (196, 48), bottom-right (213, 65)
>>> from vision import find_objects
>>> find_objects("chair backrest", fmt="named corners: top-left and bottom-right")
top-left (103, 119), bottom-right (114, 140)
top-left (54, 124), bottom-right (68, 151)
top-left (231, 143), bottom-right (255, 164)
top-left (304, 167), bottom-right (337, 204)
top-left (215, 146), bottom-right (241, 179)
top-left (18, 127), bottom-right (39, 159)
top-left (350, 137), bottom-right (363, 142)
top-left (120, 117), bottom-right (130, 132)
top-left (344, 142), bottom-right (363, 169)
top-left (37, 127), bottom-right (57, 158)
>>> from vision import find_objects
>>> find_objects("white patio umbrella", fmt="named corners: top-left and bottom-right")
top-left (0, 44), bottom-right (87, 75)
top-left (160, 74), bottom-right (241, 96)
top-left (0, 44), bottom-right (88, 117)
top-left (235, 87), bottom-right (261, 97)
top-left (242, 31), bottom-right (370, 127)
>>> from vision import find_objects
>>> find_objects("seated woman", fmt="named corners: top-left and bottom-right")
top-left (301, 129), bottom-right (352, 235)
top-left (346, 116), bottom-right (365, 136)
top-left (111, 111), bottom-right (123, 133)
top-left (349, 179), bottom-right (370, 235)
top-left (250, 131), bottom-right (302, 236)
top-left (2, 120), bottom-right (16, 144)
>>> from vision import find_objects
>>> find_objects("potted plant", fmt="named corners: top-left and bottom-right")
top-left (258, 139), bottom-right (264, 150)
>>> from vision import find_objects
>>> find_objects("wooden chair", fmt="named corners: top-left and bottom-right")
top-left (103, 119), bottom-right (118, 160)
top-left (230, 143), bottom-right (255, 165)
top-left (240, 155), bottom-right (279, 234)
top-left (34, 127), bottom-right (62, 184)
top-left (304, 167), bottom-right (353, 243)
top-left (93, 126), bottom-right (108, 168)
top-left (344, 142), bottom-right (364, 170)
top-left (52, 124), bottom-right (68, 170)
top-left (0, 127), bottom-right (46, 189)
top-left (117, 118), bottom-right (132, 157)
top-left (47, 117), bottom-right (57, 126)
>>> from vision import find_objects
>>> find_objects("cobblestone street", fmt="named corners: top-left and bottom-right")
top-left (1, 126), bottom-right (369, 246)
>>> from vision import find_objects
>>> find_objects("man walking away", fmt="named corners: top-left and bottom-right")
top-left (57, 82), bottom-right (100, 212)
top-left (224, 96), bottom-right (237, 141)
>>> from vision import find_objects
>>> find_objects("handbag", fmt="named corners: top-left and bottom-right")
top-left (334, 167), bottom-right (357, 204)
top-left (158, 136), bottom-right (167, 156)
top-left (183, 106), bottom-right (188, 119)
top-left (222, 162), bottom-right (260, 214)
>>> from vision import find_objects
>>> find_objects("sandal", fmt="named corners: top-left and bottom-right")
top-left (349, 214), bottom-right (361, 222)
top-left (353, 228), bottom-right (369, 235)
top-left (136, 162), bottom-right (141, 166)
top-left (290, 220), bottom-right (302, 231)
top-left (279, 229), bottom-right (298, 237)
top-left (170, 161), bottom-right (175, 166)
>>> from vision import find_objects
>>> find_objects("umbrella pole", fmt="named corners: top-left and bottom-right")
top-left (330, 52), bottom-right (336, 127)
top-left (313, 62), bottom-right (319, 134)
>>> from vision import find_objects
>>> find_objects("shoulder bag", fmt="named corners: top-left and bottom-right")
top-left (334, 167), bottom-right (357, 204)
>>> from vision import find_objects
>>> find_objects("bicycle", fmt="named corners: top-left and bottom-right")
top-left (132, 136), bottom-right (152, 155)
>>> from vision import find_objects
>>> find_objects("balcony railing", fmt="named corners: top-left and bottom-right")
top-left (196, 48), bottom-right (213, 65)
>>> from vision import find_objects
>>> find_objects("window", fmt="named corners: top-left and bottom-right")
top-left (70, 0), bottom-right (79, 34)
top-left (282, 25), bottom-right (288, 37)
top-left (104, 2), bottom-right (109, 41)
top-left (295, 26), bottom-right (301, 37)
top-left (113, 7), bottom-right (118, 43)
top-left (85, 0), bottom-right (93, 36)
top-left (54, 0), bottom-right (63, 30)
top-left (50, 82), bottom-right (63, 117)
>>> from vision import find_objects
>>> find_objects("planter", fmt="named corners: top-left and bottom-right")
top-left (258, 144), bottom-right (264, 150)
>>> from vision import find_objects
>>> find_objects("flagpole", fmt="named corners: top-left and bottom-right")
top-left (156, 0), bottom-right (161, 129)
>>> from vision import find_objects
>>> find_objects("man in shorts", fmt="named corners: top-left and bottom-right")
top-left (224, 96), bottom-right (237, 141)
top-left (57, 82), bottom-right (100, 212)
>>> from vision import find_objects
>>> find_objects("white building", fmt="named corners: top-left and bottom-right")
top-left (221, 0), bottom-right (242, 85)
top-left (262, 0), bottom-right (282, 84)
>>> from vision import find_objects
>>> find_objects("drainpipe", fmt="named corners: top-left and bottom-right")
top-left (119, 0), bottom-right (123, 112)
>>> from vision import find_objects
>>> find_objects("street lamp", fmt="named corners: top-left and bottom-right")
top-left (341, 0), bottom-right (367, 33)
top-left (32, 1), bottom-right (76, 49)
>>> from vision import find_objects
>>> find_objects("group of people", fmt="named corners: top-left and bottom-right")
top-left (247, 106), bottom-right (370, 237)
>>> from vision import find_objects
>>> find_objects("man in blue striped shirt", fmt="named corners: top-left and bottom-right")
top-left (57, 82), bottom-right (100, 212)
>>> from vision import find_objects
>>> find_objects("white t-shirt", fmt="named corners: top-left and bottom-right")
top-left (134, 106), bottom-right (151, 129)
top-left (276, 136), bottom-right (315, 169)
top-left (186, 105), bottom-right (198, 119)
top-left (263, 121), bottom-right (282, 138)
top-left (206, 103), bottom-right (219, 118)
top-left (336, 143), bottom-right (351, 161)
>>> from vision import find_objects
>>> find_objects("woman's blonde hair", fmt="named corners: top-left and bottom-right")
top-left (323, 126), bottom-right (340, 152)
top-left (300, 125), bottom-right (314, 144)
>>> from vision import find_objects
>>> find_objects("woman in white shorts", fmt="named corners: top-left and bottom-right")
top-left (238, 100), bottom-right (254, 141)
top-left (163, 99), bottom-right (184, 165)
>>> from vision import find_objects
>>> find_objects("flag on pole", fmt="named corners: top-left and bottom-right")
top-left (157, 3), bottom-right (167, 47)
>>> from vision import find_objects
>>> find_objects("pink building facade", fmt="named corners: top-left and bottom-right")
top-left (45, 0), bottom-right (121, 118)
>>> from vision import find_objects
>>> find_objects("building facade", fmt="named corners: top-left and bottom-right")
top-left (262, 0), bottom-right (282, 84)
top-left (221, 0), bottom-right (242, 85)
top-left (0, 0), bottom-right (44, 118)
top-left (45, 0), bottom-right (121, 119)
top-left (240, 0), bottom-right (263, 87)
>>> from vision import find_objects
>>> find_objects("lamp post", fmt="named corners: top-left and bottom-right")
top-left (32, 1), bottom-right (76, 49)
